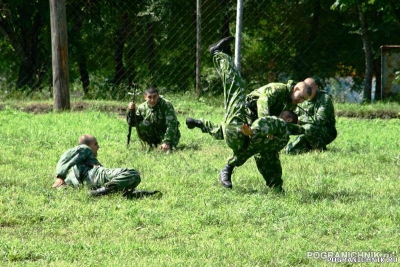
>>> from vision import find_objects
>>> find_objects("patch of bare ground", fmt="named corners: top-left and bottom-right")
top-left (335, 110), bottom-right (399, 119)
top-left (0, 102), bottom-right (398, 119)
top-left (1, 102), bottom-right (127, 116)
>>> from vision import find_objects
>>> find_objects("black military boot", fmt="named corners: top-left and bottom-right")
top-left (219, 164), bottom-right (234, 189)
top-left (186, 117), bottom-right (203, 129)
top-left (209, 36), bottom-right (234, 56)
top-left (89, 187), bottom-right (109, 197)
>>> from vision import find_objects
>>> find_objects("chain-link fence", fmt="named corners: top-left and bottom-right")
top-left (1, 0), bottom-right (400, 100)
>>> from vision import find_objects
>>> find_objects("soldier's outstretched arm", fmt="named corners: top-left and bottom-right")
top-left (52, 177), bottom-right (66, 188)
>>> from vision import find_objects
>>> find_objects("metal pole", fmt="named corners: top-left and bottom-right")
top-left (196, 0), bottom-right (202, 96)
top-left (234, 0), bottom-right (243, 70)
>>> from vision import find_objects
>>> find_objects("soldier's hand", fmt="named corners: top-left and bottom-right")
top-left (240, 124), bottom-right (254, 136)
top-left (52, 177), bottom-right (66, 188)
top-left (160, 143), bottom-right (171, 152)
top-left (128, 102), bottom-right (135, 110)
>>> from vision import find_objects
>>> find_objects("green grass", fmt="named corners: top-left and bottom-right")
top-left (335, 102), bottom-right (400, 119)
top-left (1, 96), bottom-right (399, 266)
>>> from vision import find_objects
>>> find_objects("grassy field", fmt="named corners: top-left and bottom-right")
top-left (1, 95), bottom-right (399, 266)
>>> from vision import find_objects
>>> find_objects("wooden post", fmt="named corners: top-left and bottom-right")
top-left (50, 0), bottom-right (70, 110)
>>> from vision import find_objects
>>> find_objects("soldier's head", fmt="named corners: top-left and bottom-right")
top-left (279, 110), bottom-right (298, 124)
top-left (144, 86), bottom-right (159, 107)
top-left (291, 81), bottom-right (312, 105)
top-left (304, 77), bottom-right (318, 100)
top-left (79, 134), bottom-right (99, 157)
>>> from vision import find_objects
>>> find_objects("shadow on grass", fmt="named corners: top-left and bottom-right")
top-left (176, 143), bottom-right (201, 151)
top-left (218, 183), bottom-right (377, 202)
top-left (297, 190), bottom-right (374, 204)
top-left (234, 187), bottom-right (260, 194)
top-left (228, 186), bottom-right (286, 197)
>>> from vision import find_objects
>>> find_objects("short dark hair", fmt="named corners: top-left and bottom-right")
top-left (280, 110), bottom-right (298, 124)
top-left (145, 86), bottom-right (159, 95)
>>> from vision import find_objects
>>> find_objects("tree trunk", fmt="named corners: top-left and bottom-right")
top-left (16, 56), bottom-right (35, 89)
top-left (126, 34), bottom-right (136, 89)
top-left (50, 0), bottom-right (70, 110)
top-left (79, 59), bottom-right (90, 95)
top-left (300, 0), bottom-right (321, 80)
top-left (16, 11), bottom-right (44, 90)
top-left (114, 13), bottom-right (129, 86)
top-left (147, 20), bottom-right (156, 85)
top-left (69, 0), bottom-right (91, 95)
top-left (373, 58), bottom-right (382, 101)
top-left (357, 0), bottom-right (373, 102)
top-left (221, 0), bottom-right (231, 37)
top-left (196, 0), bottom-right (202, 97)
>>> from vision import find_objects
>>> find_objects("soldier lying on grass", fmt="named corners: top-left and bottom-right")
top-left (52, 134), bottom-right (161, 199)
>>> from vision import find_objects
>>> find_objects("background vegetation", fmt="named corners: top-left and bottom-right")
top-left (1, 0), bottom-right (400, 101)
top-left (1, 95), bottom-right (399, 266)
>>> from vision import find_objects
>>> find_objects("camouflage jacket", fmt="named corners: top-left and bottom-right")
top-left (246, 80), bottom-right (297, 120)
top-left (128, 96), bottom-right (180, 145)
top-left (55, 144), bottom-right (101, 186)
top-left (297, 90), bottom-right (336, 129)
top-left (250, 116), bottom-right (291, 151)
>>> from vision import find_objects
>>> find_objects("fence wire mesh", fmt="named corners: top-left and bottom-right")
top-left (1, 0), bottom-right (400, 100)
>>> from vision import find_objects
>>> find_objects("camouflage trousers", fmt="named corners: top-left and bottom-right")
top-left (138, 120), bottom-right (180, 148)
top-left (199, 119), bottom-right (224, 140)
top-left (214, 52), bottom-right (287, 188)
top-left (213, 52), bottom-right (248, 151)
top-left (226, 142), bottom-right (284, 188)
top-left (86, 166), bottom-right (141, 192)
top-left (286, 124), bottom-right (337, 154)
top-left (227, 117), bottom-right (289, 188)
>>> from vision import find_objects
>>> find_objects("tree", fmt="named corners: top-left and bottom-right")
top-left (356, 0), bottom-right (373, 102)
top-left (0, 0), bottom-right (51, 91)
top-left (67, 0), bottom-right (93, 95)
top-left (50, 0), bottom-right (70, 110)
top-left (332, 0), bottom-right (400, 101)
top-left (240, 0), bottom-right (362, 90)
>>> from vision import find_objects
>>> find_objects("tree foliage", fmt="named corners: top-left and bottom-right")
top-left (0, 0), bottom-right (399, 100)
top-left (0, 0), bottom-right (51, 91)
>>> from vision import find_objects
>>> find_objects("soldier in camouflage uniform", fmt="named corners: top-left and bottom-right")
top-left (186, 79), bottom-right (307, 140)
top-left (286, 78), bottom-right (337, 154)
top-left (52, 134), bottom-right (160, 198)
top-left (186, 118), bottom-right (225, 140)
top-left (245, 80), bottom-right (302, 121)
top-left (187, 72), bottom-right (311, 139)
top-left (208, 37), bottom-right (311, 192)
top-left (127, 87), bottom-right (180, 151)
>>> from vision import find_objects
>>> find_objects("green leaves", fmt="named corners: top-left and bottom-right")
top-left (394, 70), bottom-right (400, 85)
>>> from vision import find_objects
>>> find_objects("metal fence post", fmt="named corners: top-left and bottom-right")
top-left (196, 0), bottom-right (202, 96)
top-left (234, 0), bottom-right (243, 71)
